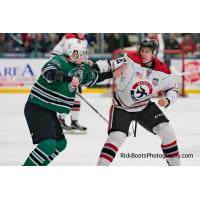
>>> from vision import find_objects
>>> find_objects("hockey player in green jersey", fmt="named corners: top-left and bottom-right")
top-left (23, 38), bottom-right (126, 166)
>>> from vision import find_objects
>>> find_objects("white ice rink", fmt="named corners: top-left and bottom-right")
top-left (0, 93), bottom-right (200, 166)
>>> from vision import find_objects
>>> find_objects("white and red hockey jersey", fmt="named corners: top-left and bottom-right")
top-left (111, 52), bottom-right (179, 112)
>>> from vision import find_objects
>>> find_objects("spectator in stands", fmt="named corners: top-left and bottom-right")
top-left (85, 33), bottom-right (98, 53)
top-left (0, 33), bottom-right (9, 53)
top-left (23, 33), bottom-right (35, 52)
top-left (105, 33), bottom-right (130, 53)
top-left (46, 33), bottom-right (59, 53)
top-left (163, 33), bottom-right (181, 65)
top-left (195, 33), bottom-right (200, 54)
top-left (25, 33), bottom-right (50, 55)
top-left (6, 33), bottom-right (24, 53)
top-left (180, 33), bottom-right (197, 54)
top-left (164, 33), bottom-right (180, 50)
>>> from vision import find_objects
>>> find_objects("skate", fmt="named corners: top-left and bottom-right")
top-left (58, 116), bottom-right (71, 131)
top-left (67, 120), bottom-right (87, 134)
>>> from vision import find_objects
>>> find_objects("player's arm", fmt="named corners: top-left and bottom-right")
top-left (158, 74), bottom-right (179, 108)
top-left (91, 56), bottom-right (129, 73)
top-left (80, 63), bottom-right (127, 87)
top-left (79, 70), bottom-right (111, 87)
top-left (41, 63), bottom-right (72, 83)
top-left (43, 69), bottom-right (73, 83)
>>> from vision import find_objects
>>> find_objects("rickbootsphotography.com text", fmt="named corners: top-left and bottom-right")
top-left (120, 152), bottom-right (194, 159)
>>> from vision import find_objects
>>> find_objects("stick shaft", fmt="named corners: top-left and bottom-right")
top-left (76, 92), bottom-right (109, 123)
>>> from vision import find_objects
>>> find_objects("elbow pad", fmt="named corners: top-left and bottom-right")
top-left (44, 69), bottom-right (72, 82)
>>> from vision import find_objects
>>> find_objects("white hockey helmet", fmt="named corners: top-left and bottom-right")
top-left (63, 38), bottom-right (88, 61)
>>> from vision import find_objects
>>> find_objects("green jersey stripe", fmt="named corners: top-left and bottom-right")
top-left (42, 66), bottom-right (58, 74)
top-left (31, 91), bottom-right (73, 109)
top-left (36, 82), bottom-right (74, 101)
top-left (33, 85), bottom-right (74, 105)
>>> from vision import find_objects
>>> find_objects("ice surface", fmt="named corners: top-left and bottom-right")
top-left (0, 93), bottom-right (200, 166)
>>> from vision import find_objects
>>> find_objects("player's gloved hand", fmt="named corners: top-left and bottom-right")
top-left (113, 63), bottom-right (127, 78)
top-left (158, 98), bottom-right (170, 107)
top-left (71, 77), bottom-right (79, 88)
top-left (85, 59), bottom-right (93, 66)
top-left (95, 57), bottom-right (129, 73)
top-left (112, 57), bottom-right (129, 71)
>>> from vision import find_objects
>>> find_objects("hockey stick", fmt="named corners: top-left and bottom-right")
top-left (76, 92), bottom-right (109, 123)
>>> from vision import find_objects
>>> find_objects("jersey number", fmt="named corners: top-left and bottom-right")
top-left (116, 57), bottom-right (127, 64)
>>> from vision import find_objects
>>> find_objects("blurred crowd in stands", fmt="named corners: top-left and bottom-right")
top-left (0, 33), bottom-right (200, 58)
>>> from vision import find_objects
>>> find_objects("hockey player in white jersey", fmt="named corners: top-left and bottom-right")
top-left (96, 39), bottom-right (180, 166)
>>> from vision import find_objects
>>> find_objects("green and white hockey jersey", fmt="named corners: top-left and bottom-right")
top-left (28, 54), bottom-right (99, 114)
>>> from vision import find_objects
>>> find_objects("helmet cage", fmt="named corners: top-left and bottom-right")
top-left (63, 39), bottom-right (88, 62)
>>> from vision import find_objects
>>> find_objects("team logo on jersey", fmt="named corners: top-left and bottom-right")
top-left (152, 78), bottom-right (159, 86)
top-left (69, 68), bottom-right (84, 83)
top-left (131, 81), bottom-right (153, 101)
top-left (73, 69), bottom-right (83, 82)
top-left (68, 68), bottom-right (84, 92)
